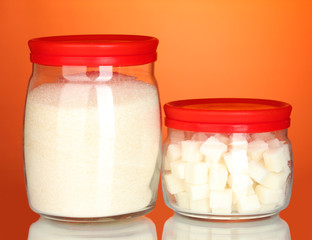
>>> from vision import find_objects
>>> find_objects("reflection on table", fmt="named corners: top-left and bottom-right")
top-left (28, 216), bottom-right (157, 240)
top-left (162, 214), bottom-right (290, 240)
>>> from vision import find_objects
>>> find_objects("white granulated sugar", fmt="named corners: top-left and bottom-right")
top-left (24, 74), bottom-right (161, 218)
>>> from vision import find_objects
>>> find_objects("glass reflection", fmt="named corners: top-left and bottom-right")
top-left (28, 216), bottom-right (157, 240)
top-left (163, 214), bottom-right (290, 240)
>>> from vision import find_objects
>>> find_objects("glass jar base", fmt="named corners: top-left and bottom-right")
top-left (37, 205), bottom-right (155, 223)
top-left (173, 209), bottom-right (280, 221)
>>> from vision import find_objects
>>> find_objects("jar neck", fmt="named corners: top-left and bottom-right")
top-left (32, 63), bottom-right (155, 83)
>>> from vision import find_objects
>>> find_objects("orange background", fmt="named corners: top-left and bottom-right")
top-left (1, 0), bottom-right (311, 239)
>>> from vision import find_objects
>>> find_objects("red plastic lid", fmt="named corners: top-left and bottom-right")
top-left (28, 35), bottom-right (158, 66)
top-left (164, 98), bottom-right (292, 133)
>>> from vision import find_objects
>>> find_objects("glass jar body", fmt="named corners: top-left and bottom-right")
top-left (162, 128), bottom-right (293, 220)
top-left (24, 63), bottom-right (161, 221)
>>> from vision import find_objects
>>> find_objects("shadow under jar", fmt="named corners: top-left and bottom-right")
top-left (24, 35), bottom-right (162, 222)
top-left (162, 98), bottom-right (293, 220)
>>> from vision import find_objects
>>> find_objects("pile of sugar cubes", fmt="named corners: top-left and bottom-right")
top-left (163, 130), bottom-right (291, 215)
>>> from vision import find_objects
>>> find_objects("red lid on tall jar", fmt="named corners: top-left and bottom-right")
top-left (28, 35), bottom-right (159, 66)
top-left (164, 98), bottom-right (292, 133)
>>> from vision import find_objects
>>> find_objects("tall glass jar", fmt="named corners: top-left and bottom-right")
top-left (162, 98), bottom-right (293, 220)
top-left (24, 35), bottom-right (161, 221)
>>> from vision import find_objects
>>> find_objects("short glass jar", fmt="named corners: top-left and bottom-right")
top-left (24, 35), bottom-right (161, 221)
top-left (162, 98), bottom-right (293, 220)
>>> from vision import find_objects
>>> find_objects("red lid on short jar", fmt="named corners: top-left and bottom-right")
top-left (164, 98), bottom-right (292, 133)
top-left (28, 35), bottom-right (158, 66)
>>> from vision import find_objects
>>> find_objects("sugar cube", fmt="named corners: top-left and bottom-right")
top-left (186, 183), bottom-right (210, 201)
top-left (185, 162), bottom-right (209, 185)
top-left (200, 136), bottom-right (228, 163)
top-left (263, 145), bottom-right (290, 173)
top-left (247, 185), bottom-right (255, 196)
top-left (229, 174), bottom-right (253, 203)
top-left (248, 161), bottom-right (269, 184)
top-left (166, 143), bottom-right (182, 162)
top-left (164, 173), bottom-right (185, 194)
top-left (230, 133), bottom-right (248, 151)
top-left (267, 139), bottom-right (282, 148)
top-left (282, 144), bottom-right (291, 162)
top-left (164, 143), bottom-right (182, 171)
top-left (175, 192), bottom-right (190, 209)
top-left (262, 171), bottom-right (289, 190)
top-left (255, 185), bottom-right (284, 205)
top-left (171, 161), bottom-right (187, 179)
top-left (232, 201), bottom-right (238, 213)
top-left (247, 139), bottom-right (268, 162)
top-left (259, 203), bottom-right (276, 212)
top-left (224, 150), bottom-right (248, 174)
top-left (181, 140), bottom-right (203, 162)
top-left (237, 194), bottom-right (261, 213)
top-left (164, 158), bottom-right (172, 171)
top-left (210, 190), bottom-right (232, 214)
top-left (189, 198), bottom-right (210, 212)
top-left (209, 163), bottom-right (228, 191)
